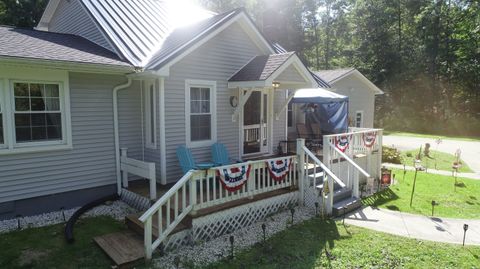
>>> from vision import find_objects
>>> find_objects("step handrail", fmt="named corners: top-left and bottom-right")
top-left (139, 171), bottom-right (193, 222)
top-left (328, 142), bottom-right (371, 178)
top-left (302, 145), bottom-right (346, 188)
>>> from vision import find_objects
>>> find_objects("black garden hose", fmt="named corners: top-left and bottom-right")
top-left (64, 194), bottom-right (119, 243)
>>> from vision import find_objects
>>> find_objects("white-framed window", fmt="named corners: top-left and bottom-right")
top-left (0, 78), bottom-right (71, 154)
top-left (144, 80), bottom-right (157, 149)
top-left (185, 79), bottom-right (216, 148)
top-left (355, 110), bottom-right (363, 128)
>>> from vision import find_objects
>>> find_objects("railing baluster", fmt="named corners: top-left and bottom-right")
top-left (174, 192), bottom-right (179, 218)
top-left (166, 199), bottom-right (170, 226)
top-left (158, 206), bottom-right (163, 235)
top-left (182, 184), bottom-right (186, 210)
top-left (199, 176), bottom-right (204, 205)
top-left (206, 171), bottom-right (210, 203)
top-left (213, 171), bottom-right (217, 202)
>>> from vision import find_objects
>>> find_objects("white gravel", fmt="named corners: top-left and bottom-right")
top-left (153, 206), bottom-right (316, 269)
top-left (0, 200), bottom-right (137, 234)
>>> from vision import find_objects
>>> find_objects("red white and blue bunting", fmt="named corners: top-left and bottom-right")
top-left (266, 158), bottom-right (292, 181)
top-left (335, 135), bottom-right (352, 153)
top-left (216, 164), bottom-right (251, 192)
top-left (363, 131), bottom-right (377, 148)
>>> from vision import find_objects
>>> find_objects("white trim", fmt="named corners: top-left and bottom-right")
top-left (355, 110), bottom-right (364, 128)
top-left (0, 80), bottom-right (6, 149)
top-left (159, 77), bottom-right (167, 184)
top-left (185, 79), bottom-right (217, 148)
top-left (144, 80), bottom-right (157, 149)
top-left (0, 66), bottom-right (73, 155)
top-left (36, 0), bottom-right (61, 30)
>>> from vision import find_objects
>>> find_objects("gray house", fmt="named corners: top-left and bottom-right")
top-left (0, 0), bottom-right (324, 219)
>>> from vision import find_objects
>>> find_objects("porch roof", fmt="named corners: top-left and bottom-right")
top-left (227, 52), bottom-right (317, 89)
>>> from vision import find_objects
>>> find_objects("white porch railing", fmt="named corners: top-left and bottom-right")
top-left (243, 124), bottom-right (267, 144)
top-left (323, 128), bottom-right (383, 195)
top-left (120, 148), bottom-right (157, 200)
top-left (139, 155), bottom-right (298, 260)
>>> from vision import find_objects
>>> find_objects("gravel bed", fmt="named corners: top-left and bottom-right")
top-left (0, 200), bottom-right (137, 234)
top-left (153, 206), bottom-right (316, 269)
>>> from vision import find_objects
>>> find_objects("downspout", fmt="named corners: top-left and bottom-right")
top-left (113, 78), bottom-right (133, 195)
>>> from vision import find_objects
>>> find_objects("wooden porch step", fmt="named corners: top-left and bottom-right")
top-left (126, 209), bottom-right (192, 239)
top-left (94, 232), bottom-right (144, 267)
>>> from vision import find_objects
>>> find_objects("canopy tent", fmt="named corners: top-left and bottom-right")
top-left (290, 88), bottom-right (349, 134)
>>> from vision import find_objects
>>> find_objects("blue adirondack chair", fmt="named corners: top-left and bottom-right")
top-left (176, 145), bottom-right (214, 174)
top-left (211, 143), bottom-right (242, 166)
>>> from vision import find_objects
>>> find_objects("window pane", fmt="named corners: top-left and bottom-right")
top-left (44, 84), bottom-right (59, 97)
top-left (190, 114), bottom-right (211, 141)
top-left (201, 100), bottom-right (210, 113)
top-left (15, 114), bottom-right (31, 127)
top-left (190, 87), bottom-right (201, 100)
top-left (15, 98), bottom-right (30, 111)
top-left (32, 127), bottom-right (47, 140)
top-left (45, 98), bottom-right (60, 111)
top-left (191, 100), bottom-right (201, 113)
top-left (47, 125), bottom-right (62, 139)
top-left (46, 113), bottom-right (61, 126)
top-left (201, 88), bottom-right (210, 100)
top-left (15, 127), bottom-right (31, 142)
top-left (31, 113), bottom-right (46, 126)
top-left (30, 84), bottom-right (44, 97)
top-left (14, 83), bottom-right (29, 97)
top-left (31, 97), bottom-right (45, 111)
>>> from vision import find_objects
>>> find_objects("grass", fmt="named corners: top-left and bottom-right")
top-left (363, 169), bottom-right (480, 219)
top-left (384, 130), bottom-right (480, 142)
top-left (0, 216), bottom-right (127, 269)
top-left (400, 149), bottom-right (473, 173)
top-left (203, 218), bottom-right (480, 269)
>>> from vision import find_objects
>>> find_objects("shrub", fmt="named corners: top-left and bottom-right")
top-left (382, 146), bottom-right (402, 164)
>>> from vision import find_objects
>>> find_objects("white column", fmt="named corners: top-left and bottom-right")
top-left (296, 138), bottom-right (305, 205)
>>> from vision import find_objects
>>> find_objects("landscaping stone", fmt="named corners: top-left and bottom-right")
top-left (152, 206), bottom-right (316, 269)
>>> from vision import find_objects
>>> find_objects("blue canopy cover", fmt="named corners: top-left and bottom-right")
top-left (290, 88), bottom-right (349, 133)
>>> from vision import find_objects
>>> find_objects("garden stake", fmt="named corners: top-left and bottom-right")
top-left (60, 207), bottom-right (66, 222)
top-left (431, 201), bottom-right (436, 216)
top-left (173, 256), bottom-right (180, 269)
top-left (261, 223), bottom-right (266, 243)
top-left (314, 202), bottom-right (319, 216)
top-left (16, 214), bottom-right (22, 230)
top-left (463, 224), bottom-right (468, 246)
top-left (290, 207), bottom-right (295, 223)
top-left (229, 235), bottom-right (235, 259)
top-left (409, 168), bottom-right (418, 207)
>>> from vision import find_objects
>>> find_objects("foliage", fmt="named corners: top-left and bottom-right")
top-left (203, 219), bottom-right (480, 268)
top-left (400, 149), bottom-right (473, 173)
top-left (0, 216), bottom-right (127, 269)
top-left (363, 169), bottom-right (480, 219)
top-left (382, 146), bottom-right (402, 164)
top-left (0, 0), bottom-right (48, 28)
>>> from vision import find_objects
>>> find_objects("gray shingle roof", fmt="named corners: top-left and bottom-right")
top-left (0, 26), bottom-right (130, 67)
top-left (229, 52), bottom-right (295, 82)
top-left (315, 68), bottom-right (355, 83)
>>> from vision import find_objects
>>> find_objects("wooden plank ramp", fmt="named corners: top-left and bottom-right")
top-left (94, 232), bottom-right (144, 267)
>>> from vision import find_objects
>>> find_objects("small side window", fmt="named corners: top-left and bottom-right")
top-left (355, 111), bottom-right (363, 128)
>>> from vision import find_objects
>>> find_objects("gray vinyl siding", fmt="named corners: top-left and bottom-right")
top-left (0, 72), bottom-right (125, 203)
top-left (118, 81), bottom-right (143, 160)
top-left (272, 90), bottom-right (288, 153)
top-left (331, 76), bottom-right (375, 128)
top-left (278, 65), bottom-right (305, 83)
top-left (163, 22), bottom-right (268, 182)
top-left (49, 0), bottom-right (114, 52)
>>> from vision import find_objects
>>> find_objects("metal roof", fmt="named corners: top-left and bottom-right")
top-left (81, 0), bottom-right (216, 67)
top-left (229, 52), bottom-right (295, 82)
top-left (0, 26), bottom-right (130, 67)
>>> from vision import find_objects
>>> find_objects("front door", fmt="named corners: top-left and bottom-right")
top-left (242, 89), bottom-right (269, 155)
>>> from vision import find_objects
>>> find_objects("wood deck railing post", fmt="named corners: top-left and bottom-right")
top-left (149, 163), bottom-right (157, 201)
top-left (120, 148), bottom-right (128, 188)
top-left (144, 217), bottom-right (153, 261)
top-left (190, 174), bottom-right (197, 215)
top-left (296, 139), bottom-right (305, 206)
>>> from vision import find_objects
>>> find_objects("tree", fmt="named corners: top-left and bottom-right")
top-left (0, 0), bottom-right (48, 28)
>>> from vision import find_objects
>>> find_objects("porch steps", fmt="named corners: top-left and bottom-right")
top-left (332, 197), bottom-right (362, 217)
top-left (125, 210), bottom-right (192, 239)
top-left (93, 232), bottom-right (145, 267)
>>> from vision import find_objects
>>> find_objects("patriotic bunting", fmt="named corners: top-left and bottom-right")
top-left (216, 164), bottom-right (251, 192)
top-left (363, 131), bottom-right (377, 148)
top-left (335, 135), bottom-right (352, 152)
top-left (266, 158), bottom-right (292, 181)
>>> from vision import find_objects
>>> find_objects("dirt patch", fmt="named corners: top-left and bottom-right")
top-left (19, 249), bottom-right (50, 266)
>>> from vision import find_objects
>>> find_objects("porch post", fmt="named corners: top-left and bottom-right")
top-left (296, 138), bottom-right (305, 206)
top-left (377, 130), bottom-right (383, 179)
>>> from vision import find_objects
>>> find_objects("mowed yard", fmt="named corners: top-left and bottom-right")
top-left (364, 169), bottom-right (480, 219)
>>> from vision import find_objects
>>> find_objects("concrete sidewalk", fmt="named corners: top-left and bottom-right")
top-left (344, 206), bottom-right (480, 246)
top-left (383, 163), bottom-right (480, 180)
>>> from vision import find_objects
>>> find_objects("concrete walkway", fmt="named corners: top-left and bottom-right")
top-left (345, 206), bottom-right (480, 246)
top-left (383, 163), bottom-right (480, 180)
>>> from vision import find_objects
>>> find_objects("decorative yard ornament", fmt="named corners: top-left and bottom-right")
top-left (229, 235), bottom-right (235, 258)
top-left (335, 135), bottom-right (352, 152)
top-left (362, 131), bottom-right (377, 148)
top-left (261, 223), bottom-right (267, 243)
top-left (265, 158), bottom-right (292, 181)
top-left (216, 164), bottom-right (251, 192)
top-left (463, 224), bottom-right (469, 246)
top-left (431, 200), bottom-right (437, 216)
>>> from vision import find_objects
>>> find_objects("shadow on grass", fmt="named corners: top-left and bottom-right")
top-left (205, 218), bottom-right (341, 269)
top-left (362, 188), bottom-right (399, 208)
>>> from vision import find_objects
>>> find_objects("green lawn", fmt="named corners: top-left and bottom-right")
top-left (204, 218), bottom-right (480, 269)
top-left (384, 131), bottom-right (480, 142)
top-left (364, 169), bottom-right (480, 219)
top-left (400, 149), bottom-right (473, 173)
top-left (0, 216), bottom-right (127, 269)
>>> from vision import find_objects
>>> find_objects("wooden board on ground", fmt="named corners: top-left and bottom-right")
top-left (94, 232), bottom-right (145, 266)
